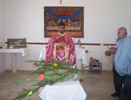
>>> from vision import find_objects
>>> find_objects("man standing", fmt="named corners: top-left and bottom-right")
top-left (114, 35), bottom-right (131, 100)
top-left (46, 22), bottom-right (76, 65)
top-left (110, 27), bottom-right (127, 97)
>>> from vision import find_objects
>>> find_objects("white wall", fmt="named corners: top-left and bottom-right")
top-left (2, 0), bottom-right (131, 71)
top-left (0, 0), bottom-right (6, 73)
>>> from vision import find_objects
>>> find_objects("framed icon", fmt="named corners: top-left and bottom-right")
top-left (44, 6), bottom-right (84, 38)
top-left (7, 38), bottom-right (26, 48)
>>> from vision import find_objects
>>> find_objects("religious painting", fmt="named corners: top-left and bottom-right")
top-left (7, 38), bottom-right (26, 49)
top-left (44, 7), bottom-right (84, 38)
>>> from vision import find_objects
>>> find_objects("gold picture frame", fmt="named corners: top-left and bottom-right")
top-left (7, 38), bottom-right (26, 49)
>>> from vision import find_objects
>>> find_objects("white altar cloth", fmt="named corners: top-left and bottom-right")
top-left (39, 80), bottom-right (87, 100)
top-left (75, 49), bottom-right (87, 65)
top-left (0, 48), bottom-right (27, 73)
top-left (0, 48), bottom-right (26, 56)
top-left (39, 47), bottom-right (46, 61)
top-left (75, 48), bottom-right (88, 68)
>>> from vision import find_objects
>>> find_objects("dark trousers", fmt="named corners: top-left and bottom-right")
top-left (120, 75), bottom-right (131, 100)
top-left (113, 66), bottom-right (125, 96)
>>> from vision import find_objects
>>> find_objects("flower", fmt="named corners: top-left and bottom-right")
top-left (38, 74), bottom-right (45, 81)
top-left (72, 65), bottom-right (76, 68)
top-left (45, 66), bottom-right (48, 69)
top-left (49, 83), bottom-right (52, 85)
top-left (28, 91), bottom-right (32, 96)
top-left (53, 63), bottom-right (58, 67)
top-left (73, 74), bottom-right (78, 80)
top-left (65, 70), bottom-right (68, 74)
top-left (69, 74), bottom-right (72, 77)
top-left (53, 75), bottom-right (56, 78)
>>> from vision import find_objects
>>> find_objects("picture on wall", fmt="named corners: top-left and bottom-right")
top-left (7, 38), bottom-right (26, 49)
top-left (44, 7), bottom-right (84, 38)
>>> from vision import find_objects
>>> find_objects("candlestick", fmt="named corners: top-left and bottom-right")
top-left (60, 0), bottom-right (62, 4)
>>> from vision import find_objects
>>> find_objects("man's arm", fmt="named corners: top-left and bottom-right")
top-left (110, 47), bottom-right (117, 54)
top-left (66, 35), bottom-right (76, 65)
top-left (46, 34), bottom-right (58, 62)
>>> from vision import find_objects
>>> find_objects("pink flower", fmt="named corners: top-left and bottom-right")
top-left (38, 74), bottom-right (45, 81)
top-left (45, 66), bottom-right (48, 69)
top-left (69, 74), bottom-right (72, 77)
top-left (49, 83), bottom-right (52, 85)
top-left (65, 70), bottom-right (68, 74)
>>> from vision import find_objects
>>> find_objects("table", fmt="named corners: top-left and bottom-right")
top-left (39, 48), bottom-right (89, 68)
top-left (75, 48), bottom-right (88, 68)
top-left (39, 47), bottom-right (46, 61)
top-left (39, 80), bottom-right (87, 100)
top-left (0, 48), bottom-right (26, 73)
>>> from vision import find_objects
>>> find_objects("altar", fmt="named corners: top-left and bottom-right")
top-left (39, 80), bottom-right (87, 100)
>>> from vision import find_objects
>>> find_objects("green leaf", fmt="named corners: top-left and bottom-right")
top-left (74, 75), bottom-right (97, 80)
top-left (9, 79), bottom-right (27, 84)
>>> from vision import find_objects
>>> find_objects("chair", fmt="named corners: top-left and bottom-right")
top-left (89, 58), bottom-right (102, 71)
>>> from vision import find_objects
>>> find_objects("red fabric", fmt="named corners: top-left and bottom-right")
top-left (46, 33), bottom-right (76, 65)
